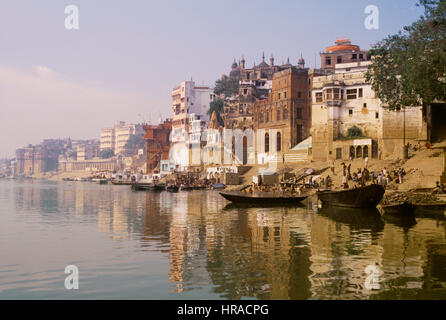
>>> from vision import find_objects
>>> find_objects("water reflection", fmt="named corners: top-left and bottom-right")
top-left (3, 180), bottom-right (446, 299)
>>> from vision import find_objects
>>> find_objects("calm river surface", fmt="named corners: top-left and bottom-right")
top-left (1, 179), bottom-right (446, 300)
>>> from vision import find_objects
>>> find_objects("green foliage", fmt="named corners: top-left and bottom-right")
top-left (208, 98), bottom-right (225, 126)
top-left (99, 148), bottom-right (114, 159)
top-left (347, 126), bottom-right (363, 138)
top-left (366, 0), bottom-right (446, 109)
top-left (214, 76), bottom-right (240, 97)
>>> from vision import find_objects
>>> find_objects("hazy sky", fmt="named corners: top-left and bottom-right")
top-left (0, 0), bottom-right (424, 157)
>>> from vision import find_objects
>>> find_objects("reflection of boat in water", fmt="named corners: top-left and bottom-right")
top-left (317, 184), bottom-right (385, 208)
top-left (219, 191), bottom-right (307, 205)
top-left (413, 202), bottom-right (446, 219)
top-left (317, 205), bottom-right (384, 232)
top-left (213, 183), bottom-right (227, 190)
top-left (377, 202), bottom-right (415, 217)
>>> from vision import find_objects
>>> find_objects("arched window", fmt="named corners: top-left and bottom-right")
top-left (277, 132), bottom-right (282, 152)
top-left (283, 108), bottom-right (288, 120)
top-left (356, 146), bottom-right (362, 158)
top-left (265, 133), bottom-right (270, 153)
top-left (277, 108), bottom-right (281, 121)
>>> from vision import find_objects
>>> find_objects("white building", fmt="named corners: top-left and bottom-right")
top-left (170, 81), bottom-right (214, 170)
top-left (100, 121), bottom-right (144, 156)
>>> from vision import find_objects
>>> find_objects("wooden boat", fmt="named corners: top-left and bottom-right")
top-left (317, 184), bottom-right (385, 208)
top-left (377, 202), bottom-right (415, 217)
top-left (180, 185), bottom-right (194, 191)
top-left (111, 181), bottom-right (133, 185)
top-left (166, 185), bottom-right (179, 193)
top-left (219, 191), bottom-right (307, 205)
top-left (131, 183), bottom-right (165, 192)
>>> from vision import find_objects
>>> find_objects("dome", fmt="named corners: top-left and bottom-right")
top-left (325, 38), bottom-right (360, 53)
top-left (231, 60), bottom-right (238, 69)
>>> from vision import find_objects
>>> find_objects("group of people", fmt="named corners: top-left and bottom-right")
top-left (243, 182), bottom-right (305, 195)
top-left (335, 162), bottom-right (409, 190)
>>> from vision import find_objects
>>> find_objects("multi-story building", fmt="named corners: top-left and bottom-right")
top-left (170, 81), bottom-right (214, 171)
top-left (224, 53), bottom-right (306, 131)
top-left (253, 66), bottom-right (314, 164)
top-left (143, 119), bottom-right (172, 174)
top-left (311, 60), bottom-right (429, 161)
top-left (320, 38), bottom-right (369, 71)
top-left (100, 122), bottom-right (144, 155)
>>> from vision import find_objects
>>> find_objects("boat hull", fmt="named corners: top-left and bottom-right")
top-left (317, 184), bottom-right (385, 208)
top-left (220, 191), bottom-right (307, 205)
top-left (378, 202), bottom-right (415, 216)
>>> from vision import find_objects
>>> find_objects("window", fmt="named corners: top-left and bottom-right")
top-left (277, 108), bottom-right (281, 121)
top-left (266, 111), bottom-right (269, 122)
top-left (333, 88), bottom-right (340, 100)
top-left (277, 132), bottom-right (281, 152)
top-left (325, 88), bottom-right (333, 100)
top-left (283, 109), bottom-right (288, 120)
top-left (352, 54), bottom-right (357, 60)
top-left (278, 93), bottom-right (281, 100)
top-left (359, 54), bottom-right (364, 60)
top-left (359, 88), bottom-right (363, 97)
top-left (326, 57), bottom-right (331, 65)
top-left (265, 133), bottom-right (269, 153)
top-left (260, 113), bottom-right (264, 123)
top-left (284, 91), bottom-right (287, 99)
top-left (309, 91), bottom-right (311, 98)
top-left (375, 112), bottom-right (379, 119)
top-left (298, 91), bottom-right (302, 98)
top-left (315, 92), bottom-right (323, 103)
top-left (347, 89), bottom-right (357, 100)
top-left (296, 108), bottom-right (303, 119)
top-left (363, 103), bottom-right (367, 109)
top-left (349, 109), bottom-right (353, 116)
top-left (243, 88), bottom-right (248, 95)
top-left (337, 56), bottom-right (342, 63)
top-left (308, 78), bottom-right (311, 85)
top-left (336, 148), bottom-right (342, 159)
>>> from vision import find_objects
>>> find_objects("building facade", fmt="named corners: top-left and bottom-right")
top-left (143, 119), bottom-right (172, 174)
top-left (170, 81), bottom-right (214, 171)
top-left (320, 38), bottom-right (369, 71)
top-left (253, 67), bottom-right (313, 163)
top-left (311, 61), bottom-right (429, 161)
top-left (100, 122), bottom-right (144, 155)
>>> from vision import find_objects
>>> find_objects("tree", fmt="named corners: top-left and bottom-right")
top-left (366, 0), bottom-right (446, 110)
top-left (208, 98), bottom-right (225, 126)
top-left (124, 134), bottom-right (145, 156)
top-left (99, 148), bottom-right (114, 159)
top-left (347, 126), bottom-right (363, 138)
top-left (214, 76), bottom-right (240, 98)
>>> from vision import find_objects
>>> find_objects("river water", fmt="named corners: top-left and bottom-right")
top-left (0, 179), bottom-right (445, 300)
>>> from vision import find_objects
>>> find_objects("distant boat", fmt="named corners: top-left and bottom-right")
top-left (317, 184), bottom-right (385, 208)
top-left (111, 181), bottom-right (133, 185)
top-left (213, 183), bottom-right (227, 190)
top-left (378, 202), bottom-right (415, 216)
top-left (131, 183), bottom-right (165, 192)
top-left (166, 185), bottom-right (179, 192)
top-left (220, 191), bottom-right (307, 205)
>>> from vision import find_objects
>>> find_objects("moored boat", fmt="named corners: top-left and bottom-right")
top-left (317, 184), bottom-right (385, 208)
top-left (131, 183), bottom-right (165, 192)
top-left (219, 191), bottom-right (307, 205)
top-left (377, 201), bottom-right (415, 216)
top-left (166, 185), bottom-right (179, 192)
top-left (111, 181), bottom-right (133, 185)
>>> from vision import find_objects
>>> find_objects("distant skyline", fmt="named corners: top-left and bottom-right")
top-left (0, 0), bottom-right (424, 157)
